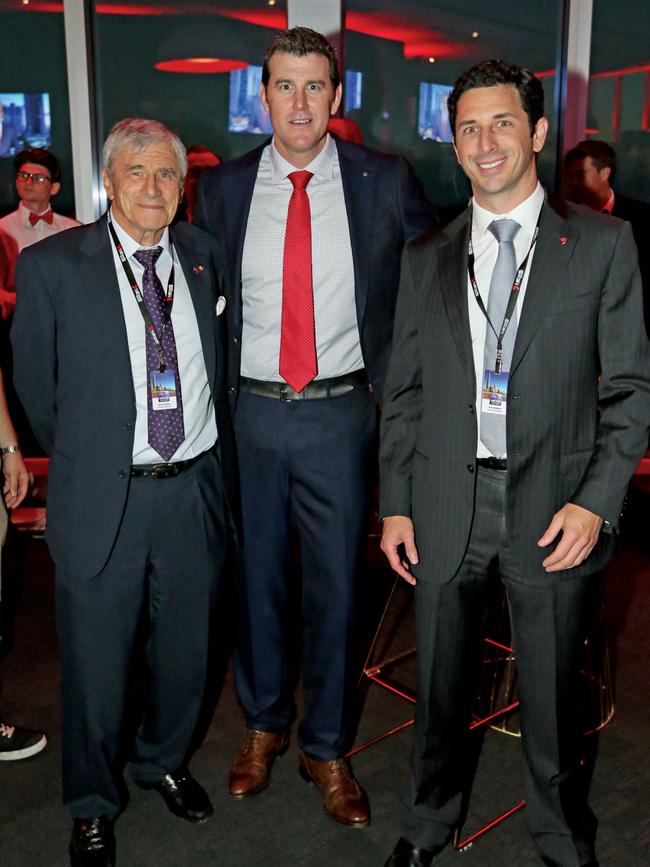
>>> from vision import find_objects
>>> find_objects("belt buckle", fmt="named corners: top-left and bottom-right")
top-left (149, 463), bottom-right (171, 479)
top-left (279, 383), bottom-right (293, 404)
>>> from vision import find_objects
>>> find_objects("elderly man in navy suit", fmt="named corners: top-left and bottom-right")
top-left (13, 118), bottom-right (239, 867)
top-left (195, 26), bottom-right (436, 826)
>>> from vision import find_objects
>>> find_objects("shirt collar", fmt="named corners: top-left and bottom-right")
top-left (19, 201), bottom-right (53, 226)
top-left (269, 133), bottom-right (336, 184)
top-left (472, 182), bottom-right (545, 240)
top-left (108, 208), bottom-right (171, 260)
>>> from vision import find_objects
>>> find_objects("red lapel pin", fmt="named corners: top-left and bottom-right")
top-left (560, 237), bottom-right (568, 245)
top-left (193, 265), bottom-right (205, 273)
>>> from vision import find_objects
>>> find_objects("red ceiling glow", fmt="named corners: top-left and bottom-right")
top-left (212, 9), bottom-right (287, 29)
top-left (591, 63), bottom-right (650, 78)
top-left (155, 58), bottom-right (248, 74)
top-left (403, 42), bottom-right (465, 60)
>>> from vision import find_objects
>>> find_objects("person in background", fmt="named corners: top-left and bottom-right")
top-left (0, 366), bottom-right (47, 763)
top-left (0, 147), bottom-right (80, 319)
top-left (564, 138), bottom-right (649, 335)
top-left (178, 145), bottom-right (221, 224)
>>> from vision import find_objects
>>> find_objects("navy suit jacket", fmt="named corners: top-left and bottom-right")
top-left (11, 217), bottom-right (239, 578)
top-left (193, 135), bottom-right (437, 405)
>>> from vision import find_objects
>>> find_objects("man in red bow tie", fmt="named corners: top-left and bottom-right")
top-left (0, 148), bottom-right (80, 319)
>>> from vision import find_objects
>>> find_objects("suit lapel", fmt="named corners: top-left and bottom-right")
top-left (336, 138), bottom-right (375, 322)
top-left (511, 200), bottom-right (578, 374)
top-left (174, 229), bottom-right (217, 389)
top-left (79, 219), bottom-right (135, 398)
top-left (439, 210), bottom-right (475, 393)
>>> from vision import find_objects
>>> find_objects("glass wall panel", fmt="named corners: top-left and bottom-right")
top-left (586, 0), bottom-right (650, 202)
top-left (91, 1), bottom-right (288, 164)
top-left (0, 6), bottom-right (74, 217)
top-left (344, 0), bottom-right (562, 215)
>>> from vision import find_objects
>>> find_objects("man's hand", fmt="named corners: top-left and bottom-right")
top-left (2, 452), bottom-right (29, 509)
top-left (380, 516), bottom-right (419, 585)
top-left (537, 503), bottom-right (604, 572)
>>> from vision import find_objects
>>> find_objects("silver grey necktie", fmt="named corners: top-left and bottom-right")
top-left (480, 219), bottom-right (521, 458)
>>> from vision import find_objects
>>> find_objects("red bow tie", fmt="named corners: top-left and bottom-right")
top-left (29, 209), bottom-right (54, 226)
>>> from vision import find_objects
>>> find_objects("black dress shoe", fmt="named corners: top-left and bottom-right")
top-left (69, 817), bottom-right (115, 867)
top-left (384, 837), bottom-right (440, 867)
top-left (137, 769), bottom-right (213, 823)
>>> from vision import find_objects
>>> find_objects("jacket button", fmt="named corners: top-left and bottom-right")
top-left (233, 336), bottom-right (239, 343)
top-left (228, 386), bottom-right (235, 393)
top-left (467, 464), bottom-right (474, 473)
top-left (123, 422), bottom-right (132, 430)
top-left (511, 394), bottom-right (520, 400)
top-left (119, 470), bottom-right (128, 479)
top-left (468, 404), bottom-right (474, 414)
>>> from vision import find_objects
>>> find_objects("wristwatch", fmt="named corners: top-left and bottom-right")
top-left (0, 445), bottom-right (20, 455)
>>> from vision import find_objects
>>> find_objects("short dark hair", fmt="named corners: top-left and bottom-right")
top-left (13, 148), bottom-right (61, 183)
top-left (261, 27), bottom-right (340, 91)
top-left (564, 139), bottom-right (616, 179)
top-left (447, 60), bottom-right (544, 138)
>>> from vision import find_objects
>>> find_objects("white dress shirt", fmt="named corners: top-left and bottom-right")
top-left (108, 213), bottom-right (217, 463)
top-left (240, 134), bottom-right (363, 381)
top-left (0, 202), bottom-right (80, 253)
top-left (468, 183), bottom-right (545, 458)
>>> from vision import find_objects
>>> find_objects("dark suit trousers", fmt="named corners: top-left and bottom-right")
top-left (403, 467), bottom-right (601, 867)
top-left (56, 451), bottom-right (227, 819)
top-left (233, 386), bottom-right (376, 759)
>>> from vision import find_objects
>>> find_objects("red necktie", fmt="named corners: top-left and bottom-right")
top-left (28, 209), bottom-right (54, 226)
top-left (279, 171), bottom-right (317, 392)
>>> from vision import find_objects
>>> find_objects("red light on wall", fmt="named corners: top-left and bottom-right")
top-left (155, 58), bottom-right (248, 74)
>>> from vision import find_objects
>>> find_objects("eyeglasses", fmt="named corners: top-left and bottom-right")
top-left (16, 171), bottom-right (52, 185)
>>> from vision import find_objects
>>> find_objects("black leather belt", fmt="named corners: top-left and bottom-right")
top-left (130, 449), bottom-right (211, 480)
top-left (477, 457), bottom-right (508, 471)
top-left (239, 370), bottom-right (368, 402)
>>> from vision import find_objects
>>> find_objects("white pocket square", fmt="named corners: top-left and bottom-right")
top-left (216, 296), bottom-right (226, 316)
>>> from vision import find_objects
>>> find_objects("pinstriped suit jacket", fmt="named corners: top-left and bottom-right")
top-left (379, 198), bottom-right (650, 585)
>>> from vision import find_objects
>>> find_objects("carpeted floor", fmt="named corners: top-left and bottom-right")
top-left (1, 488), bottom-right (649, 867)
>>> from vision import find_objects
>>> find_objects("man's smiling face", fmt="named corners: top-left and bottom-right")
top-left (453, 83), bottom-right (548, 213)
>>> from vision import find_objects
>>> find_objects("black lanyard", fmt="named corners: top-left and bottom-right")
top-left (107, 211), bottom-right (175, 373)
top-left (467, 214), bottom-right (540, 373)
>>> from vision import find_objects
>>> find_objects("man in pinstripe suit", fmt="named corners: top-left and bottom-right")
top-left (380, 61), bottom-right (650, 867)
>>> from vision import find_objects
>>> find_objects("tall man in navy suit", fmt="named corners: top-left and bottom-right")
top-left (12, 118), bottom-right (239, 867)
top-left (195, 26), bottom-right (436, 825)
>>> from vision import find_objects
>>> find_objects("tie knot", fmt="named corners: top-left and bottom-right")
top-left (489, 219), bottom-right (520, 244)
top-left (288, 171), bottom-right (313, 192)
top-left (133, 246), bottom-right (163, 269)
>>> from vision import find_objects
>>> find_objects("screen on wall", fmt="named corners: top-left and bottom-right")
top-left (345, 70), bottom-right (363, 113)
top-left (418, 83), bottom-right (453, 143)
top-left (0, 92), bottom-right (51, 157)
top-left (228, 66), bottom-right (273, 135)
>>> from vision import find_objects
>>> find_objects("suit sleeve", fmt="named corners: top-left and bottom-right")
top-left (395, 156), bottom-right (438, 242)
top-left (379, 242), bottom-right (424, 519)
top-left (11, 248), bottom-right (57, 454)
top-left (570, 221), bottom-right (650, 525)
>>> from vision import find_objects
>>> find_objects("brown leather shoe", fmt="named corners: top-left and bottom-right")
top-left (298, 750), bottom-right (370, 827)
top-left (228, 729), bottom-right (289, 799)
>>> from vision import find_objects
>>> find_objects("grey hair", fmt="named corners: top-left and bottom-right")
top-left (103, 118), bottom-right (187, 181)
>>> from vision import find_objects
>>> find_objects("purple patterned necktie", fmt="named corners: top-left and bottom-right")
top-left (133, 247), bottom-right (185, 461)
